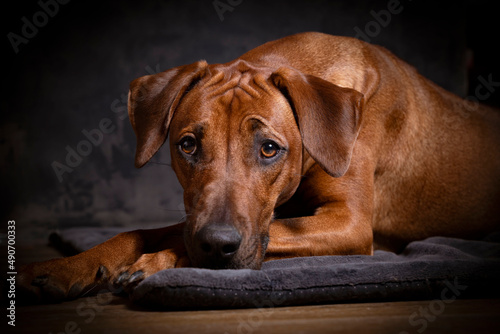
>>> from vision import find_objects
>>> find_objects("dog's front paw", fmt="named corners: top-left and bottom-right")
top-left (17, 258), bottom-right (107, 304)
top-left (112, 250), bottom-right (189, 293)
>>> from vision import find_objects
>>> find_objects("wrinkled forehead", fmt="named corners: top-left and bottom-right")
top-left (174, 61), bottom-right (293, 128)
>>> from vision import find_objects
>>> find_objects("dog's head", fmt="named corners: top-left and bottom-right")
top-left (128, 59), bottom-right (363, 269)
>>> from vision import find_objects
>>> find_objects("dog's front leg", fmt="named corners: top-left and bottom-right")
top-left (265, 209), bottom-right (373, 261)
top-left (18, 223), bottom-right (187, 303)
top-left (265, 161), bottom-right (375, 260)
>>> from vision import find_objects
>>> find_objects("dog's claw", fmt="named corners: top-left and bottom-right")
top-left (119, 270), bottom-right (145, 293)
top-left (128, 270), bottom-right (144, 283)
top-left (116, 271), bottom-right (130, 284)
top-left (115, 270), bottom-right (144, 286)
top-left (32, 275), bottom-right (49, 287)
top-left (96, 265), bottom-right (109, 281)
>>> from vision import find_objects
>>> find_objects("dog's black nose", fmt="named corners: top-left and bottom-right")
top-left (194, 224), bottom-right (242, 268)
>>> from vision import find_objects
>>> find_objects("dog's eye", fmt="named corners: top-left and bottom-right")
top-left (179, 136), bottom-right (197, 155)
top-left (260, 141), bottom-right (280, 159)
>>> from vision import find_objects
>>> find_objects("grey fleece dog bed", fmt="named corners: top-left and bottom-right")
top-left (50, 228), bottom-right (500, 310)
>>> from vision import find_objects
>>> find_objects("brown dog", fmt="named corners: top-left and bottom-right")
top-left (19, 32), bottom-right (500, 302)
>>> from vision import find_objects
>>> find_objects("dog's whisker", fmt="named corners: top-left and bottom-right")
top-left (178, 214), bottom-right (192, 223)
top-left (79, 283), bottom-right (102, 298)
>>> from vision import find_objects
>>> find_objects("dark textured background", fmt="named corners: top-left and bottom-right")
top-left (3, 0), bottom-right (499, 243)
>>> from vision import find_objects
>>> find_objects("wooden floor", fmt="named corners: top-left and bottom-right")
top-left (9, 245), bottom-right (500, 334)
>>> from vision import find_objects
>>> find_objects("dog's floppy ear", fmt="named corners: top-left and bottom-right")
top-left (128, 60), bottom-right (208, 168)
top-left (271, 67), bottom-right (364, 177)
